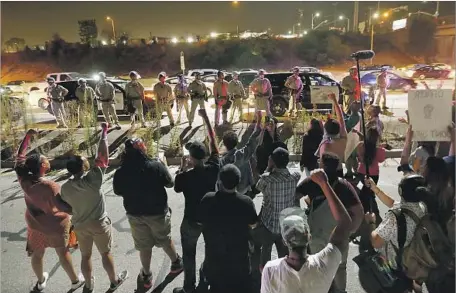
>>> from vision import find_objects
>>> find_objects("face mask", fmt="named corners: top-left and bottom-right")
top-left (259, 75), bottom-right (264, 80)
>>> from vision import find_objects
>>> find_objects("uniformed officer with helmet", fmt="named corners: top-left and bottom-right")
top-left (213, 70), bottom-right (231, 126)
top-left (125, 71), bottom-right (146, 128)
top-left (46, 77), bottom-right (69, 128)
top-left (250, 69), bottom-right (273, 121)
top-left (375, 67), bottom-right (389, 112)
top-left (341, 66), bottom-right (360, 114)
top-left (187, 72), bottom-right (207, 127)
top-left (174, 74), bottom-right (190, 124)
top-left (75, 78), bottom-right (96, 128)
top-left (228, 71), bottom-right (246, 122)
top-left (95, 72), bottom-right (121, 129)
top-left (285, 66), bottom-right (303, 116)
top-left (153, 72), bottom-right (175, 127)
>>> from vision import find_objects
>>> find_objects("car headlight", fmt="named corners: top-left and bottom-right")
top-left (0, 88), bottom-right (4, 94)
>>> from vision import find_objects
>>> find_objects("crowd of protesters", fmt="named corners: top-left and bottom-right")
top-left (15, 65), bottom-right (455, 293)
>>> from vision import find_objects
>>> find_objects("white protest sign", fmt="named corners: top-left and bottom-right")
top-left (180, 51), bottom-right (185, 71)
top-left (408, 89), bottom-right (452, 141)
top-left (310, 86), bottom-right (339, 104)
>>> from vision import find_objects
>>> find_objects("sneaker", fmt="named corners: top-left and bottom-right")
top-left (109, 270), bottom-right (129, 291)
top-left (170, 122), bottom-right (175, 127)
top-left (82, 277), bottom-right (94, 293)
top-left (31, 272), bottom-right (49, 292)
top-left (170, 255), bottom-right (184, 274)
top-left (137, 269), bottom-right (153, 290)
top-left (71, 274), bottom-right (85, 290)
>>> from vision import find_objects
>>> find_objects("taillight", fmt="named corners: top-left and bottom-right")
top-left (144, 91), bottom-right (155, 100)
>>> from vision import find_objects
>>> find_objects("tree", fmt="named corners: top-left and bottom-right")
top-left (407, 15), bottom-right (437, 62)
top-left (78, 19), bottom-right (98, 46)
top-left (4, 37), bottom-right (26, 52)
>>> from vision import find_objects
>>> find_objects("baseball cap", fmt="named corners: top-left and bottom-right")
top-left (158, 71), bottom-right (167, 79)
top-left (233, 71), bottom-right (240, 76)
top-left (78, 78), bottom-right (87, 84)
top-left (259, 69), bottom-right (266, 74)
top-left (129, 71), bottom-right (141, 78)
top-left (292, 66), bottom-right (300, 72)
top-left (46, 77), bottom-right (55, 83)
top-left (280, 207), bottom-right (310, 248)
top-left (185, 141), bottom-right (207, 160)
top-left (270, 147), bottom-right (289, 167)
top-left (98, 72), bottom-right (106, 78)
top-left (219, 164), bottom-right (241, 190)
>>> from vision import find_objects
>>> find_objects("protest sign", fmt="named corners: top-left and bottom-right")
top-left (408, 89), bottom-right (452, 141)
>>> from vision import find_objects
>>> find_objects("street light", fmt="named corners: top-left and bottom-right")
top-left (339, 15), bottom-right (350, 32)
top-left (383, 12), bottom-right (389, 18)
top-left (311, 12), bottom-right (321, 30)
top-left (313, 19), bottom-right (328, 30)
top-left (171, 37), bottom-right (178, 44)
top-left (292, 22), bottom-right (301, 34)
top-left (303, 30), bottom-right (308, 35)
top-left (101, 40), bottom-right (107, 46)
top-left (210, 32), bottom-right (217, 38)
top-left (288, 30), bottom-right (292, 35)
top-left (106, 16), bottom-right (116, 44)
top-left (187, 36), bottom-right (194, 43)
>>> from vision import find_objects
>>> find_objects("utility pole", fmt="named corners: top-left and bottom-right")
top-left (353, 0), bottom-right (359, 33)
top-left (435, 0), bottom-right (440, 16)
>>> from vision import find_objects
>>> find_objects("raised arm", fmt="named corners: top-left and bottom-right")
top-left (329, 93), bottom-right (347, 137)
top-left (198, 109), bottom-right (219, 154)
top-left (233, 111), bottom-right (263, 166)
top-left (15, 129), bottom-right (37, 170)
top-left (310, 169), bottom-right (352, 251)
top-left (95, 123), bottom-right (109, 168)
top-left (364, 177), bottom-right (394, 208)
top-left (61, 86), bottom-right (69, 97)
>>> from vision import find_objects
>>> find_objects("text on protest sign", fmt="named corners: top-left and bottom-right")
top-left (408, 89), bottom-right (452, 141)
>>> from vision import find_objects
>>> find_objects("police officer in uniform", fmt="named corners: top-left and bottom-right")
top-left (375, 68), bottom-right (389, 112)
top-left (46, 77), bottom-right (69, 128)
top-left (285, 66), bottom-right (303, 116)
top-left (341, 66), bottom-right (360, 115)
top-left (188, 72), bottom-right (207, 127)
top-left (174, 74), bottom-right (190, 124)
top-left (250, 69), bottom-right (273, 121)
top-left (228, 71), bottom-right (246, 123)
top-left (125, 71), bottom-right (146, 128)
top-left (213, 71), bottom-right (230, 126)
top-left (75, 78), bottom-right (96, 128)
top-left (153, 72), bottom-right (175, 127)
top-left (95, 72), bottom-right (121, 129)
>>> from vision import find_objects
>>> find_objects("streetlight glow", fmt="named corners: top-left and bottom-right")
top-left (122, 40), bottom-right (126, 45)
top-left (297, 23), bottom-right (301, 26)
top-left (339, 15), bottom-right (344, 20)
top-left (101, 40), bottom-right (107, 45)
top-left (288, 30), bottom-right (292, 34)
top-left (210, 32), bottom-right (217, 38)
top-left (373, 12), bottom-right (379, 19)
top-left (315, 12), bottom-right (320, 17)
top-left (383, 12), bottom-right (389, 17)
top-left (304, 31), bottom-right (308, 35)
top-left (106, 16), bottom-right (111, 20)
top-left (171, 37), bottom-right (178, 44)
top-left (187, 36), bottom-right (194, 43)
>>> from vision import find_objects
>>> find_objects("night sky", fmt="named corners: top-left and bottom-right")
top-left (1, 1), bottom-right (455, 45)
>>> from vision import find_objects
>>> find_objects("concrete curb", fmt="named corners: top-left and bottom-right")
top-left (1, 149), bottom-right (404, 169)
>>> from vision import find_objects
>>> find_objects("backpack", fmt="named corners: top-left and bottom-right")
top-left (392, 208), bottom-right (455, 283)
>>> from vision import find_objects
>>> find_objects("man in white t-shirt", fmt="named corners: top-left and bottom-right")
top-left (261, 169), bottom-right (353, 293)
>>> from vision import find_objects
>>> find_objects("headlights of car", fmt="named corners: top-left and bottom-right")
top-left (144, 91), bottom-right (155, 100)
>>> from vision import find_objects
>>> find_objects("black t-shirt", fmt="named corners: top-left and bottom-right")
top-left (296, 177), bottom-right (360, 210)
top-left (174, 152), bottom-right (220, 222)
top-left (113, 158), bottom-right (173, 216)
top-left (199, 191), bottom-right (258, 276)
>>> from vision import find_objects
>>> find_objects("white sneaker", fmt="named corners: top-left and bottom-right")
top-left (31, 272), bottom-right (49, 292)
top-left (71, 273), bottom-right (85, 290)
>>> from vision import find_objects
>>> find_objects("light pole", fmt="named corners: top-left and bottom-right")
top-left (313, 19), bottom-right (329, 30)
top-left (292, 23), bottom-right (301, 35)
top-left (106, 16), bottom-right (116, 44)
top-left (339, 15), bottom-right (350, 32)
top-left (311, 12), bottom-right (320, 30)
top-left (370, 12), bottom-right (379, 64)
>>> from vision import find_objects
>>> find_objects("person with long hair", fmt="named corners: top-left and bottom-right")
top-left (15, 129), bottom-right (84, 292)
top-left (300, 118), bottom-right (323, 177)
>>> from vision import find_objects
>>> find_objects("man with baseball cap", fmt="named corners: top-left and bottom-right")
top-left (95, 72), bottom-right (121, 129)
top-left (75, 78), bottom-right (97, 128)
top-left (250, 69), bottom-right (273, 122)
top-left (213, 71), bottom-right (231, 126)
top-left (153, 72), bottom-right (175, 127)
top-left (173, 74), bottom-right (190, 125)
top-left (46, 76), bottom-right (69, 128)
top-left (341, 67), bottom-right (359, 115)
top-left (375, 67), bottom-right (390, 113)
top-left (228, 71), bottom-right (246, 123)
top-left (173, 109), bottom-right (219, 293)
top-left (261, 168), bottom-right (353, 293)
top-left (285, 66), bottom-right (303, 117)
top-left (125, 71), bottom-right (146, 128)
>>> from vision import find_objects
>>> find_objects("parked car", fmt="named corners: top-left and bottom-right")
top-left (397, 64), bottom-right (428, 77)
top-left (1, 86), bottom-right (25, 121)
top-left (360, 64), bottom-right (395, 71)
top-left (431, 63), bottom-right (453, 70)
top-left (263, 72), bottom-right (342, 117)
top-left (38, 79), bottom-right (172, 117)
top-left (412, 65), bottom-right (452, 79)
top-left (360, 71), bottom-right (418, 92)
top-left (165, 76), bottom-right (215, 97)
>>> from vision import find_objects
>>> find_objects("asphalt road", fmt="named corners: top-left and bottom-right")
top-left (1, 160), bottom-right (413, 293)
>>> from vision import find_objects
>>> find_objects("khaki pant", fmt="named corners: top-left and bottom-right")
top-left (343, 94), bottom-right (355, 114)
top-left (254, 96), bottom-right (272, 117)
top-left (375, 87), bottom-right (387, 109)
top-left (74, 216), bottom-right (112, 256)
top-left (156, 99), bottom-right (174, 125)
top-left (230, 97), bottom-right (243, 122)
top-left (129, 99), bottom-right (145, 125)
top-left (176, 97), bottom-right (190, 123)
top-left (289, 90), bottom-right (302, 113)
top-left (77, 102), bottom-right (96, 126)
top-left (51, 100), bottom-right (67, 127)
top-left (189, 98), bottom-right (205, 125)
top-left (101, 101), bottom-right (119, 125)
top-left (215, 97), bottom-right (230, 125)
top-left (127, 211), bottom-right (172, 251)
